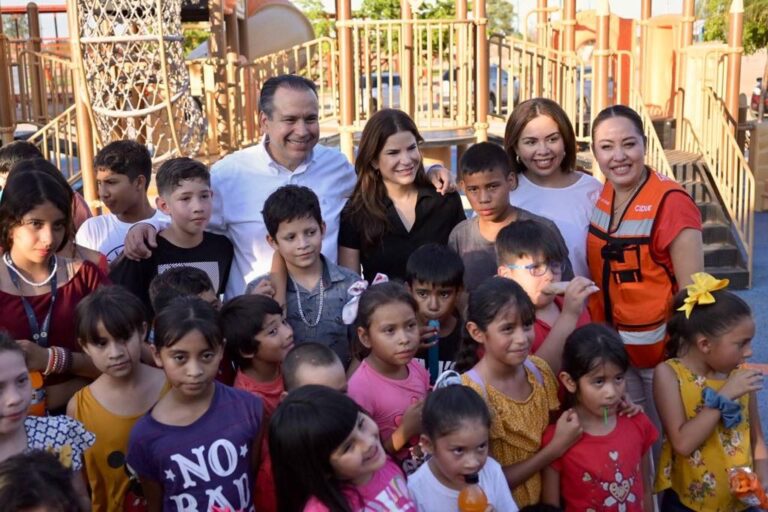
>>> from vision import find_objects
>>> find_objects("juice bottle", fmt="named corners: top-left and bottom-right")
top-left (458, 473), bottom-right (488, 512)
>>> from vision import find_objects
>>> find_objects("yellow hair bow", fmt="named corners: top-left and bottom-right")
top-left (677, 272), bottom-right (729, 319)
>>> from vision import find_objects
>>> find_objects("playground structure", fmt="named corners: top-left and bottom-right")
top-left (0, 0), bottom-right (758, 287)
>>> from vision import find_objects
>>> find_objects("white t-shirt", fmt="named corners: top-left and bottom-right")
top-left (407, 457), bottom-right (518, 512)
top-left (509, 172), bottom-right (602, 277)
top-left (75, 209), bottom-right (166, 263)
top-left (143, 141), bottom-right (356, 297)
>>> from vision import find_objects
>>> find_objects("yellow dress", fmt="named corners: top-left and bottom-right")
top-left (655, 358), bottom-right (752, 511)
top-left (73, 383), bottom-right (168, 512)
top-left (461, 355), bottom-right (559, 507)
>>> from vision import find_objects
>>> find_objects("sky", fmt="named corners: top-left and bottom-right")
top-left (318, 0), bottom-right (687, 31)
top-left (2, 0), bottom-right (689, 38)
top-left (2, 0), bottom-right (687, 20)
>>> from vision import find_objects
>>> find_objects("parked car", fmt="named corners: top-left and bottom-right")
top-left (359, 72), bottom-right (401, 114)
top-left (441, 65), bottom-right (519, 115)
top-left (574, 66), bottom-right (615, 122)
top-left (751, 77), bottom-right (767, 116)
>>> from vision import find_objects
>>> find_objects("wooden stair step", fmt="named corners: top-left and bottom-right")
top-left (664, 149), bottom-right (701, 166)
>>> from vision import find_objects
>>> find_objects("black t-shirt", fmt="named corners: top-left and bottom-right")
top-left (109, 231), bottom-right (233, 315)
top-left (338, 187), bottom-right (466, 282)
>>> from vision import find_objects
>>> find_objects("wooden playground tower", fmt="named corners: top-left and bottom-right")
top-left (0, 0), bottom-right (757, 285)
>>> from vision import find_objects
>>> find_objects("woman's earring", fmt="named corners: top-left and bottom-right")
top-left (515, 155), bottom-right (521, 164)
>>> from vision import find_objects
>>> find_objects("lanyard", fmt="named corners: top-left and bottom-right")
top-left (7, 259), bottom-right (58, 348)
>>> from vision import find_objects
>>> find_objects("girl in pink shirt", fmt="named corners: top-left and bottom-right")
top-left (270, 385), bottom-right (416, 512)
top-left (347, 281), bottom-right (430, 470)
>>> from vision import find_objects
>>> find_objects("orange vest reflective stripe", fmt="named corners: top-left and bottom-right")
top-left (587, 170), bottom-right (684, 368)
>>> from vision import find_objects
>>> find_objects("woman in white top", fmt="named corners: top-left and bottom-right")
top-left (505, 98), bottom-right (601, 277)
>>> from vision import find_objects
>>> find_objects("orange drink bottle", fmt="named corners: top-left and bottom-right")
top-left (28, 371), bottom-right (46, 416)
top-left (458, 473), bottom-right (488, 512)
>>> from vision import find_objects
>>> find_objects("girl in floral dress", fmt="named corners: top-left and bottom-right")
top-left (0, 331), bottom-right (94, 507)
top-left (654, 273), bottom-right (768, 511)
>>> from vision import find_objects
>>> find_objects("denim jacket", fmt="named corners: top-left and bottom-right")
top-left (247, 256), bottom-right (360, 365)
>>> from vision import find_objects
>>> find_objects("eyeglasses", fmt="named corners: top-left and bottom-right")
top-left (505, 260), bottom-right (563, 277)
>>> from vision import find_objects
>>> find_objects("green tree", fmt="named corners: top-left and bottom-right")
top-left (418, 0), bottom-right (455, 19)
top-left (295, 0), bottom-right (334, 38)
top-left (485, 0), bottom-right (516, 36)
top-left (699, 0), bottom-right (768, 54)
top-left (357, 0), bottom-right (401, 20)
top-left (2, 14), bottom-right (29, 39)
top-left (183, 27), bottom-right (209, 56)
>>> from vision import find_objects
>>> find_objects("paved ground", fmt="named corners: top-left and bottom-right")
top-left (734, 212), bottom-right (768, 433)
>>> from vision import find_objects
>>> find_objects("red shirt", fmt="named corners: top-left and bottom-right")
top-left (0, 260), bottom-right (107, 385)
top-left (234, 369), bottom-right (285, 512)
top-left (532, 296), bottom-right (592, 354)
top-left (542, 413), bottom-right (658, 512)
top-left (651, 191), bottom-right (702, 269)
top-left (72, 192), bottom-right (92, 230)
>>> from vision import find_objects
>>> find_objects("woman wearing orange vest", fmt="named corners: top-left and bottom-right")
top-left (586, 105), bottom-right (703, 446)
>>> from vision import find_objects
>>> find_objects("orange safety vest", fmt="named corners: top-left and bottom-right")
top-left (587, 170), bottom-right (684, 368)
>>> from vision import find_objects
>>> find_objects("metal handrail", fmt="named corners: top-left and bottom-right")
top-left (488, 33), bottom-right (587, 137)
top-left (7, 46), bottom-right (75, 126)
top-left (232, 36), bottom-right (339, 145)
top-left (344, 18), bottom-right (476, 130)
top-left (629, 89), bottom-right (675, 179)
top-left (679, 86), bottom-right (754, 284)
top-left (25, 104), bottom-right (95, 185)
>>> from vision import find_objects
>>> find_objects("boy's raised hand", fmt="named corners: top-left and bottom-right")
top-left (617, 395), bottom-right (643, 417)
top-left (401, 399), bottom-right (425, 439)
top-left (561, 277), bottom-right (599, 316)
top-left (418, 324), bottom-right (439, 350)
top-left (249, 277), bottom-right (276, 299)
top-left (551, 408), bottom-right (582, 456)
top-left (123, 223), bottom-right (157, 260)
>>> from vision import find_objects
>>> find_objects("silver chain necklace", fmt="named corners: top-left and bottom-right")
top-left (3, 253), bottom-right (58, 287)
top-left (290, 274), bottom-right (324, 327)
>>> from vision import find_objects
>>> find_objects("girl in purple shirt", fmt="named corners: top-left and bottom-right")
top-left (127, 296), bottom-right (263, 512)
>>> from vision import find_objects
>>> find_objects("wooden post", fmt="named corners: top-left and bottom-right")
top-left (209, 0), bottom-right (228, 152)
top-left (456, 0), bottom-right (467, 125)
top-left (65, 0), bottom-right (97, 211)
top-left (0, 28), bottom-right (14, 146)
top-left (562, 0), bottom-right (575, 54)
top-left (536, 0), bottom-right (548, 48)
top-left (400, 0), bottom-right (415, 118)
top-left (225, 9), bottom-right (240, 149)
top-left (594, 0), bottom-right (610, 117)
top-left (455, 0), bottom-right (466, 19)
top-left (475, 0), bottom-right (488, 141)
top-left (726, 0), bottom-right (743, 132)
top-left (337, 0), bottom-right (355, 162)
top-left (639, 0), bottom-right (650, 97)
top-left (26, 3), bottom-right (46, 125)
top-left (675, 0), bottom-right (695, 146)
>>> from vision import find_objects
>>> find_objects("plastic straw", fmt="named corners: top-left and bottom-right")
top-left (603, 406), bottom-right (608, 425)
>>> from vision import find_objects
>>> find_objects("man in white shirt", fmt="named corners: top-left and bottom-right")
top-left (124, 75), bottom-right (452, 297)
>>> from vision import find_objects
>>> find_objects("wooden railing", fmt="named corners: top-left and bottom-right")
top-left (25, 104), bottom-right (94, 188)
top-left (680, 86), bottom-right (754, 283)
top-left (190, 37), bottom-right (340, 148)
top-left (629, 89), bottom-right (675, 180)
top-left (342, 18), bottom-right (477, 130)
top-left (7, 40), bottom-right (74, 126)
top-left (489, 34), bottom-right (587, 138)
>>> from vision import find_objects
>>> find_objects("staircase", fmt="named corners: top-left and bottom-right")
top-left (665, 149), bottom-right (751, 289)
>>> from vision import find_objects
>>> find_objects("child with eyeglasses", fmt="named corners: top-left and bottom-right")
top-left (496, 220), bottom-right (597, 374)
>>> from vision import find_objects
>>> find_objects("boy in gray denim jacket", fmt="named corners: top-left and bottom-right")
top-left (246, 185), bottom-right (359, 366)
